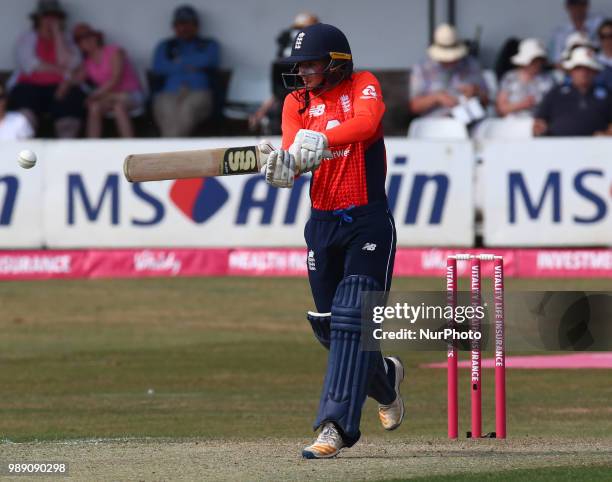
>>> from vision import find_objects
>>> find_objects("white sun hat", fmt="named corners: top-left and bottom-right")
top-left (427, 24), bottom-right (468, 63)
top-left (562, 46), bottom-right (602, 71)
top-left (511, 38), bottom-right (548, 66)
top-left (561, 31), bottom-right (595, 61)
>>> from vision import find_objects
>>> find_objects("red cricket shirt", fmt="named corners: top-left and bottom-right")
top-left (281, 71), bottom-right (387, 211)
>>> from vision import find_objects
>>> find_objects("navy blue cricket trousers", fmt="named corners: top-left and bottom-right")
top-left (304, 200), bottom-right (397, 410)
top-left (305, 200), bottom-right (397, 312)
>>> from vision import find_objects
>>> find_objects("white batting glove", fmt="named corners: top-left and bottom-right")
top-left (258, 139), bottom-right (275, 174)
top-left (264, 149), bottom-right (296, 188)
top-left (289, 129), bottom-right (328, 174)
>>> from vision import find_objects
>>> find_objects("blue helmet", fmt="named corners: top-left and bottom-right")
top-left (281, 23), bottom-right (353, 94)
top-left (283, 23), bottom-right (352, 64)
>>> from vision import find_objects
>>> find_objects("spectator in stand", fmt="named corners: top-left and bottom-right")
top-left (409, 23), bottom-right (488, 118)
top-left (549, 0), bottom-right (602, 65)
top-left (554, 32), bottom-right (596, 84)
top-left (275, 12), bottom-right (320, 58)
top-left (248, 12), bottom-right (319, 134)
top-left (151, 5), bottom-right (220, 137)
top-left (534, 47), bottom-right (612, 136)
top-left (8, 0), bottom-right (84, 138)
top-left (72, 23), bottom-right (144, 138)
top-left (560, 31), bottom-right (595, 64)
top-left (497, 39), bottom-right (555, 117)
top-left (0, 84), bottom-right (34, 140)
top-left (596, 19), bottom-right (612, 90)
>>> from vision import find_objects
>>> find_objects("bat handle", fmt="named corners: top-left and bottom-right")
top-left (123, 156), bottom-right (134, 182)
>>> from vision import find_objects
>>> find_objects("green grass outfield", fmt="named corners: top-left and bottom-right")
top-left (399, 463), bottom-right (612, 481)
top-left (1, 277), bottom-right (611, 480)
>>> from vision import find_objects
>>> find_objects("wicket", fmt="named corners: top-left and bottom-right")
top-left (446, 254), bottom-right (506, 439)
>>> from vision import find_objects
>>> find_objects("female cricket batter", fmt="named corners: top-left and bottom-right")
top-left (260, 23), bottom-right (405, 459)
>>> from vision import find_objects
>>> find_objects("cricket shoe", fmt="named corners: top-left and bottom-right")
top-left (302, 423), bottom-right (346, 459)
top-left (378, 356), bottom-right (405, 431)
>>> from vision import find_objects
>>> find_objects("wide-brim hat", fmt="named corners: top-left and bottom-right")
top-left (561, 31), bottom-right (595, 61)
top-left (427, 23), bottom-right (468, 63)
top-left (562, 46), bottom-right (602, 70)
top-left (30, 0), bottom-right (66, 18)
top-left (511, 38), bottom-right (547, 66)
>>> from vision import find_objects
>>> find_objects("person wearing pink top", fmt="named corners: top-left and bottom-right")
top-left (72, 23), bottom-right (144, 138)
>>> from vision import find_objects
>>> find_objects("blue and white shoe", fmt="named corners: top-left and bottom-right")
top-left (302, 423), bottom-right (346, 459)
top-left (378, 356), bottom-right (405, 431)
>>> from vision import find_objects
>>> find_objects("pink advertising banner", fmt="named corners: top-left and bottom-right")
top-left (2, 248), bottom-right (612, 280)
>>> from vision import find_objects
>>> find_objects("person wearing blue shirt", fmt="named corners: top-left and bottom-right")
top-left (151, 5), bottom-right (220, 137)
top-left (534, 47), bottom-right (612, 137)
top-left (596, 19), bottom-right (612, 91)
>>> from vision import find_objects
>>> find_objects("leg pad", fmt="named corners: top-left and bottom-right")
top-left (314, 275), bottom-right (382, 446)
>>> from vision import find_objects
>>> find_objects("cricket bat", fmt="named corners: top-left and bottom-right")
top-left (123, 145), bottom-right (267, 182)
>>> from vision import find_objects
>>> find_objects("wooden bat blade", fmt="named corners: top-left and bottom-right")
top-left (124, 146), bottom-right (263, 182)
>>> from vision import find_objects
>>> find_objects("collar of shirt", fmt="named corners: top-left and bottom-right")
top-left (173, 37), bottom-right (200, 45)
top-left (562, 82), bottom-right (608, 100)
top-left (312, 76), bottom-right (350, 102)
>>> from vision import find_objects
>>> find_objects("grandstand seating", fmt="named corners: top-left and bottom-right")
top-left (407, 117), bottom-right (469, 140)
top-left (473, 117), bottom-right (534, 139)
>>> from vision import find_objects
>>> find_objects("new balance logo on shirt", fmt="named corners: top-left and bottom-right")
top-left (309, 104), bottom-right (325, 117)
top-left (362, 243), bottom-right (377, 251)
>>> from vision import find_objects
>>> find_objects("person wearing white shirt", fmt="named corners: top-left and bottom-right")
top-left (497, 39), bottom-right (555, 117)
top-left (8, 0), bottom-right (83, 138)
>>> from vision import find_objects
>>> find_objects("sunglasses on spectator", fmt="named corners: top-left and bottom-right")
top-left (600, 32), bottom-right (612, 39)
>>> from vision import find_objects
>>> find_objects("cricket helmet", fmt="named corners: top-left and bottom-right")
top-left (282, 23), bottom-right (352, 64)
top-left (281, 23), bottom-right (353, 93)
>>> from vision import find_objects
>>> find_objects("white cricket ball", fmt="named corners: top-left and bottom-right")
top-left (147, 388), bottom-right (155, 396)
top-left (17, 149), bottom-right (37, 169)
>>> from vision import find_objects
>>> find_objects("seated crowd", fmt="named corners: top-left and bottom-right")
top-left (409, 0), bottom-right (612, 137)
top-left (1, 0), bottom-right (612, 140)
top-left (1, 0), bottom-right (219, 140)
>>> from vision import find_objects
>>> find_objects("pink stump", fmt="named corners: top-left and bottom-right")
top-left (446, 257), bottom-right (458, 439)
top-left (494, 256), bottom-right (506, 438)
top-left (470, 256), bottom-right (482, 438)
